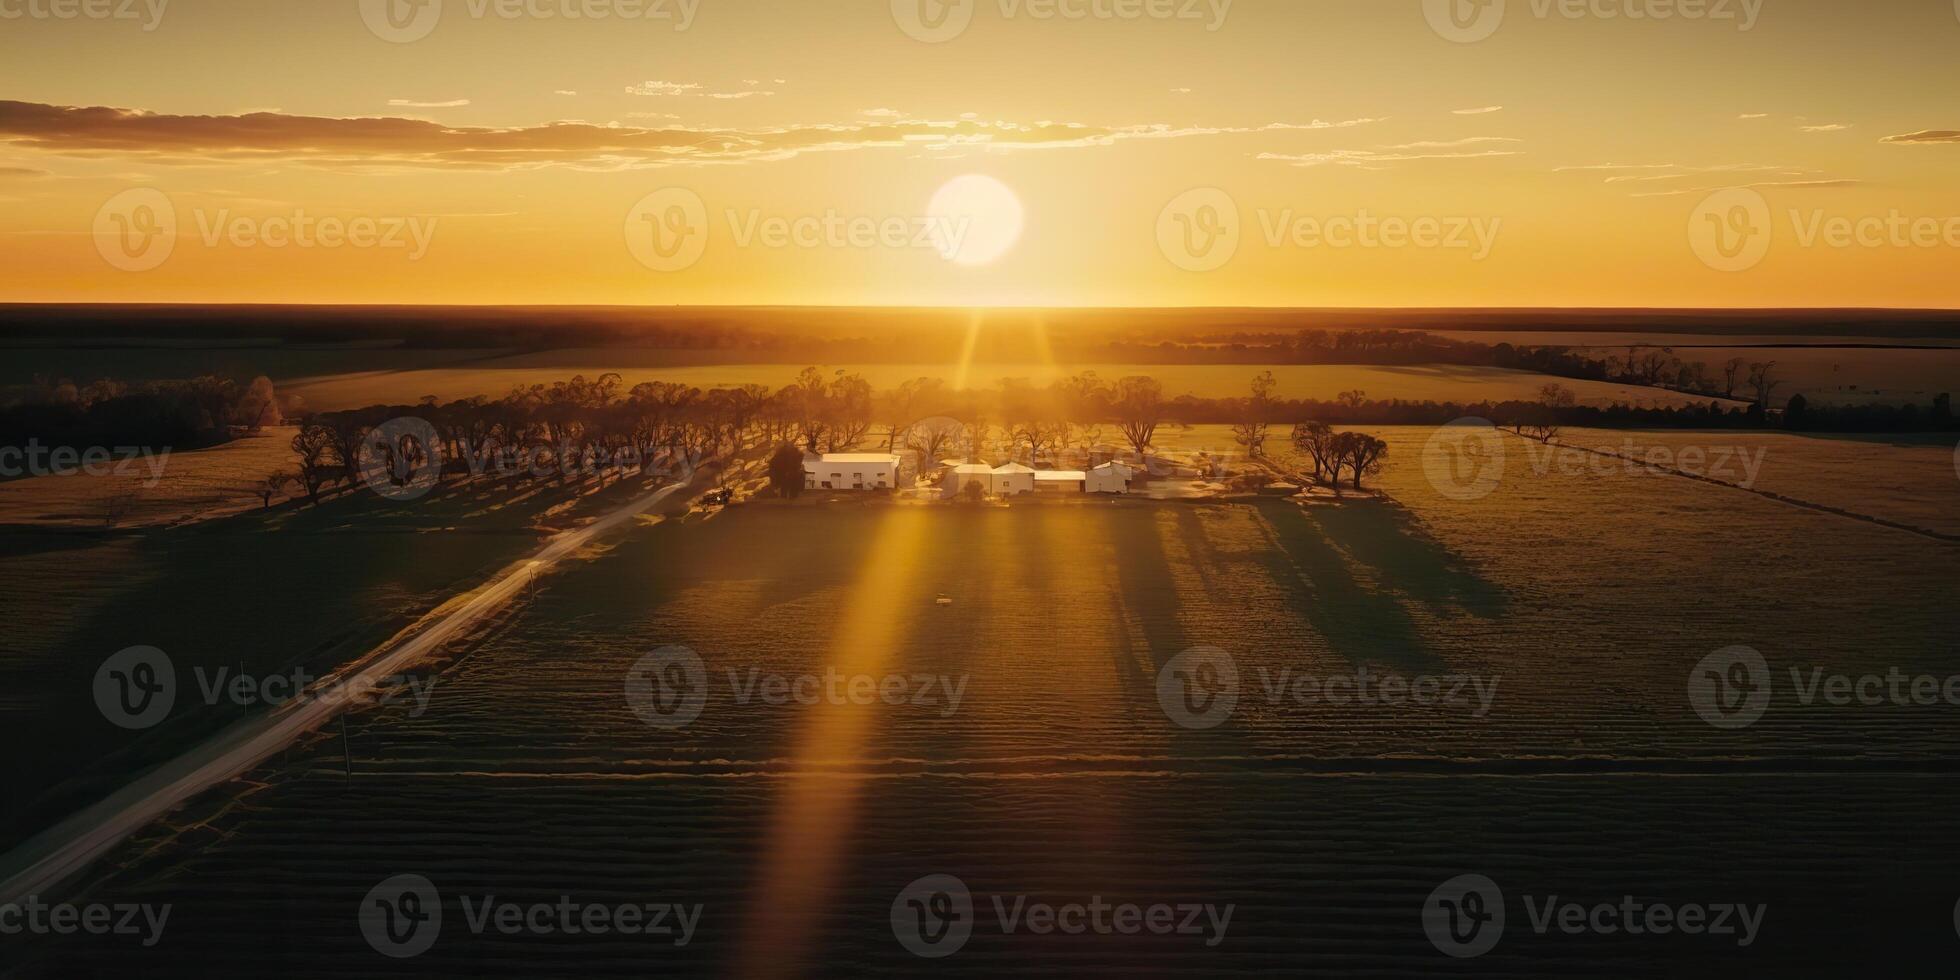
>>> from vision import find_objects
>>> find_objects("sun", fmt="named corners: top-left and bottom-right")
top-left (927, 174), bottom-right (1025, 267)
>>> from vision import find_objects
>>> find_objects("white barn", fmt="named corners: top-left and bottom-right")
top-left (991, 463), bottom-right (1037, 496)
top-left (1086, 461), bottom-right (1136, 494)
top-left (943, 463), bottom-right (996, 498)
top-left (805, 453), bottom-right (902, 491)
top-left (1034, 470), bottom-right (1087, 493)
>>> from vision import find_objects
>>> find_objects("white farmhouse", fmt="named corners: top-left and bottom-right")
top-left (805, 453), bottom-right (902, 491)
top-left (1086, 461), bottom-right (1136, 494)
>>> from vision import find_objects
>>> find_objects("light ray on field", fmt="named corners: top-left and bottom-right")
top-left (731, 506), bottom-right (929, 979)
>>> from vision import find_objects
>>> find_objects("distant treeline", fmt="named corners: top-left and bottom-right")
top-left (0, 376), bottom-right (281, 454)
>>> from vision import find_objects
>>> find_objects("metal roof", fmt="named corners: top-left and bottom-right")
top-left (1034, 470), bottom-right (1088, 481)
top-left (813, 453), bottom-right (901, 465)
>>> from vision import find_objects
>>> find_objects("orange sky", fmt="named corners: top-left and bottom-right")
top-left (0, 0), bottom-right (1957, 307)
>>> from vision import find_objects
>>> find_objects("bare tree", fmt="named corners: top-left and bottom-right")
top-left (1113, 376), bottom-right (1165, 459)
top-left (1231, 370), bottom-right (1277, 457)
top-left (1722, 357), bottom-right (1745, 399)
top-left (1746, 361), bottom-right (1782, 408)
top-left (1290, 421), bottom-right (1340, 486)
top-left (257, 470), bottom-right (294, 510)
top-left (292, 424), bottom-right (335, 505)
top-left (1332, 432), bottom-right (1389, 490)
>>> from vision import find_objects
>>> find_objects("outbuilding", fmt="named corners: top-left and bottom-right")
top-left (1034, 470), bottom-right (1087, 493)
top-left (1086, 461), bottom-right (1136, 494)
top-left (943, 463), bottom-right (996, 498)
top-left (991, 462), bottom-right (1037, 496)
top-left (805, 453), bottom-right (902, 491)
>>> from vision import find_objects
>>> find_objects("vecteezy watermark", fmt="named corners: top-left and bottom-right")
top-left (1423, 421), bottom-right (1772, 501)
top-left (0, 896), bottom-right (171, 948)
top-left (890, 0), bottom-right (1233, 43)
top-left (360, 0), bottom-right (700, 43)
top-left (625, 646), bottom-right (969, 729)
top-left (625, 188), bottom-right (975, 272)
top-left (1689, 645), bottom-right (1960, 729)
top-left (1423, 874), bottom-right (1766, 957)
top-left (1423, 0), bottom-right (1763, 44)
top-left (1155, 647), bottom-right (1498, 729)
top-left (891, 874), bottom-right (1233, 958)
top-left (1423, 418), bottom-right (1508, 501)
top-left (1156, 188), bottom-right (1501, 272)
top-left (94, 189), bottom-right (437, 272)
top-left (0, 0), bottom-right (168, 30)
top-left (359, 874), bottom-right (701, 958)
top-left (1517, 438), bottom-right (1767, 487)
top-left (93, 646), bottom-right (438, 730)
top-left (0, 440), bottom-right (170, 486)
top-left (1690, 187), bottom-right (1960, 273)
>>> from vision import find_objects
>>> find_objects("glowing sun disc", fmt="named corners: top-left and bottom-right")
top-left (928, 174), bottom-right (1024, 266)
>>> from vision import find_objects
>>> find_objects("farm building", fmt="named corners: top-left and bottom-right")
top-left (1034, 470), bottom-right (1087, 493)
top-left (804, 453), bottom-right (902, 491)
top-left (944, 463), bottom-right (996, 498)
top-left (1087, 462), bottom-right (1137, 494)
top-left (991, 463), bottom-right (1037, 496)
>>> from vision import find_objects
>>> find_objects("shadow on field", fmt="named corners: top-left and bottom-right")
top-left (1308, 500), bottom-right (1506, 619)
top-left (1251, 500), bottom-right (1458, 672)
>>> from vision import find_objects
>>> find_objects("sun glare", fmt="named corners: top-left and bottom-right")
top-left (928, 174), bottom-right (1024, 267)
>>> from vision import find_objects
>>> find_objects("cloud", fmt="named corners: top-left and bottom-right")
top-left (1384, 137), bottom-right (1519, 149)
top-left (1881, 130), bottom-right (1960, 144)
top-left (1737, 113), bottom-right (1768, 120)
top-left (860, 108), bottom-right (903, 118)
top-left (0, 165), bottom-right (48, 178)
top-left (627, 80), bottom-right (777, 99)
top-left (554, 90), bottom-right (578, 97)
top-left (1452, 106), bottom-right (1503, 115)
top-left (1798, 123), bottom-right (1850, 132)
top-left (1259, 146), bottom-right (1519, 169)
top-left (1171, 87), bottom-right (1193, 94)
top-left (0, 100), bottom-right (1386, 171)
top-left (388, 99), bottom-right (471, 109)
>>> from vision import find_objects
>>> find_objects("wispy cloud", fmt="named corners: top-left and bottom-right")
top-left (1452, 105), bottom-right (1503, 115)
top-left (388, 99), bottom-right (471, 109)
top-left (1798, 123), bottom-right (1850, 132)
top-left (1737, 112), bottom-right (1768, 120)
top-left (0, 100), bottom-right (1388, 171)
top-left (1880, 130), bottom-right (1960, 144)
top-left (627, 80), bottom-right (778, 99)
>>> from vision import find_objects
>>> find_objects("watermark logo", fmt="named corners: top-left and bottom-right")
top-left (1156, 646), bottom-right (1238, 729)
top-left (892, 874), bottom-right (975, 958)
top-left (93, 645), bottom-right (175, 730)
top-left (93, 188), bottom-right (177, 272)
top-left (891, 0), bottom-right (974, 42)
top-left (361, 0), bottom-right (697, 42)
top-left (1157, 188), bottom-right (1240, 272)
top-left (1423, 0), bottom-right (1505, 42)
top-left (1689, 188), bottom-right (1772, 272)
top-left (360, 415), bottom-right (444, 502)
top-left (0, 441), bottom-right (171, 485)
top-left (626, 188), bottom-right (710, 272)
top-left (361, 0), bottom-right (441, 42)
top-left (360, 873), bottom-right (443, 958)
top-left (0, 896), bottom-right (171, 948)
top-left (1426, 0), bottom-right (1760, 42)
top-left (1422, 418), bottom-right (1507, 501)
top-left (626, 645), bottom-right (709, 729)
top-left (1687, 645), bottom-right (1771, 729)
top-left (892, 875), bottom-right (1232, 957)
top-left (1424, 874), bottom-right (1505, 958)
top-left (0, 0), bottom-right (169, 30)
top-left (359, 874), bottom-right (701, 956)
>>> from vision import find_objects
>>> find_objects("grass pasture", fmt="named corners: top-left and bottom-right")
top-left (9, 434), bottom-right (1958, 974)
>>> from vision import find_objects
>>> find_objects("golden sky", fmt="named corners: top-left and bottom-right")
top-left (1, 0), bottom-right (1956, 307)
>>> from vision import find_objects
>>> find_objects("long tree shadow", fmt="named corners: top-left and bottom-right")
top-left (1249, 499), bottom-right (1441, 672)
top-left (1307, 499), bottom-right (1507, 619)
